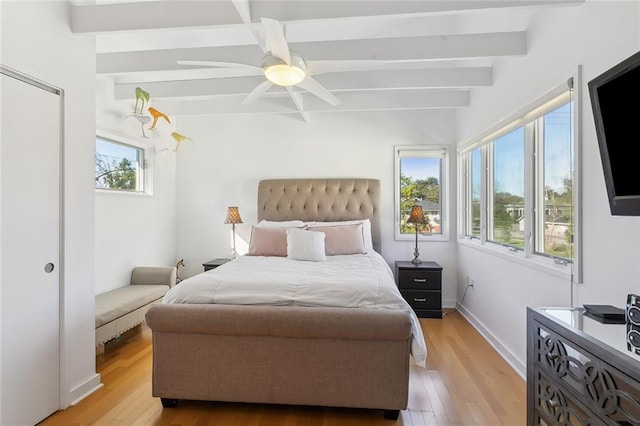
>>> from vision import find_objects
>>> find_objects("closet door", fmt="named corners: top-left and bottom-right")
top-left (1, 72), bottom-right (61, 425)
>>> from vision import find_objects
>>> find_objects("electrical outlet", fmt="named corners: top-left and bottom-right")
top-left (468, 277), bottom-right (476, 287)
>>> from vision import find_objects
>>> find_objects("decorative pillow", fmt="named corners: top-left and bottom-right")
top-left (247, 226), bottom-right (288, 256)
top-left (306, 219), bottom-right (373, 251)
top-left (286, 228), bottom-right (326, 262)
top-left (308, 223), bottom-right (366, 255)
top-left (257, 220), bottom-right (306, 228)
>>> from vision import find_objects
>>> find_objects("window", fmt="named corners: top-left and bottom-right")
top-left (459, 79), bottom-right (577, 270)
top-left (395, 146), bottom-right (448, 240)
top-left (535, 103), bottom-right (573, 260)
top-left (489, 127), bottom-right (525, 249)
top-left (95, 134), bottom-right (148, 193)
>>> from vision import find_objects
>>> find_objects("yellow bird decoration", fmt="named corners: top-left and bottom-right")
top-left (170, 132), bottom-right (194, 152)
top-left (148, 107), bottom-right (171, 131)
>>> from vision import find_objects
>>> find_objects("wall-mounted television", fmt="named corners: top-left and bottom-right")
top-left (588, 50), bottom-right (640, 216)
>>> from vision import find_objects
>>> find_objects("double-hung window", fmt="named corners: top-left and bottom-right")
top-left (395, 146), bottom-right (448, 240)
top-left (95, 132), bottom-right (150, 193)
top-left (459, 79), bottom-right (578, 273)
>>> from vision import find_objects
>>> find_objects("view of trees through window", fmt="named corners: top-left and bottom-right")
top-left (465, 98), bottom-right (574, 262)
top-left (538, 103), bottom-right (573, 259)
top-left (95, 137), bottom-right (142, 191)
top-left (399, 156), bottom-right (442, 235)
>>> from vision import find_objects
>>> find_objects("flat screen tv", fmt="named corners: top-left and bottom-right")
top-left (588, 50), bottom-right (640, 216)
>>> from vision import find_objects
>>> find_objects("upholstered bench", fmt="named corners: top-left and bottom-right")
top-left (95, 266), bottom-right (176, 349)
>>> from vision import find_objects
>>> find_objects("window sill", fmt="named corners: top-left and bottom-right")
top-left (396, 234), bottom-right (449, 242)
top-left (457, 237), bottom-right (573, 280)
top-left (95, 188), bottom-right (153, 197)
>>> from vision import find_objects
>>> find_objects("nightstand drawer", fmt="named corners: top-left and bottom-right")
top-left (397, 270), bottom-right (441, 290)
top-left (400, 290), bottom-right (441, 311)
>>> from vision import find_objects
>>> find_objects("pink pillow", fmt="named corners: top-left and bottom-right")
top-left (308, 223), bottom-right (366, 255)
top-left (247, 226), bottom-right (288, 256)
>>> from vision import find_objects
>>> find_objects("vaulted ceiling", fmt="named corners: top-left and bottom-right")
top-left (73, 0), bottom-right (584, 121)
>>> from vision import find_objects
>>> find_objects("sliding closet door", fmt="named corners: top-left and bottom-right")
top-left (1, 71), bottom-right (61, 425)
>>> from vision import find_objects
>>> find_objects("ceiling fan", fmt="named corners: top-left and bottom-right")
top-left (177, 17), bottom-right (385, 120)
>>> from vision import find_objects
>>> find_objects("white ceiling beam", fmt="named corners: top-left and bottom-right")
top-left (148, 89), bottom-right (469, 116)
top-left (97, 32), bottom-right (525, 74)
top-left (72, 0), bottom-right (583, 33)
top-left (112, 67), bottom-right (492, 100)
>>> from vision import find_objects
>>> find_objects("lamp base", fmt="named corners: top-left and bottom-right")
top-left (411, 245), bottom-right (422, 264)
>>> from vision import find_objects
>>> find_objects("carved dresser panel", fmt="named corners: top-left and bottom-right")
top-left (527, 307), bottom-right (640, 426)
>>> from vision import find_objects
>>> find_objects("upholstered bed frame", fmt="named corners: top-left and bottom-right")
top-left (145, 179), bottom-right (412, 420)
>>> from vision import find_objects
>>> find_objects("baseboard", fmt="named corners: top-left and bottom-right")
top-left (443, 298), bottom-right (457, 309)
top-left (68, 373), bottom-right (103, 406)
top-left (456, 303), bottom-right (526, 380)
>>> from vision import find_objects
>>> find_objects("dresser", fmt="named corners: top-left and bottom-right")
top-left (394, 261), bottom-right (442, 318)
top-left (527, 307), bottom-right (640, 425)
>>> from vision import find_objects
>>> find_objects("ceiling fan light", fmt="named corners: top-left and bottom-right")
top-left (262, 53), bottom-right (307, 87)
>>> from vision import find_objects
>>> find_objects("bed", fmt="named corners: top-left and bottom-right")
top-left (145, 178), bottom-right (426, 420)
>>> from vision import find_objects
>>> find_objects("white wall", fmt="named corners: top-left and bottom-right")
top-left (456, 1), bottom-right (640, 377)
top-left (174, 109), bottom-right (459, 306)
top-left (0, 0), bottom-right (100, 407)
top-left (94, 77), bottom-right (177, 294)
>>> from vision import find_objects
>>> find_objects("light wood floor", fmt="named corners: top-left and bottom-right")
top-left (40, 309), bottom-right (525, 425)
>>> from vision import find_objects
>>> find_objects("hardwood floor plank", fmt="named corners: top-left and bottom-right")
top-left (41, 309), bottom-right (525, 426)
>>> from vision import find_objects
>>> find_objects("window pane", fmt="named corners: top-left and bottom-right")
top-left (470, 148), bottom-right (482, 237)
top-left (491, 127), bottom-right (524, 248)
top-left (400, 157), bottom-right (442, 235)
top-left (538, 103), bottom-right (573, 260)
top-left (95, 137), bottom-right (143, 191)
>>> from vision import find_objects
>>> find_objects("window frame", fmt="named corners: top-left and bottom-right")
top-left (95, 130), bottom-right (153, 195)
top-left (394, 145), bottom-right (449, 242)
top-left (457, 75), bottom-right (582, 281)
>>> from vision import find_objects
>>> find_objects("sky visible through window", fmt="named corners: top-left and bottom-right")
top-left (471, 103), bottom-right (572, 198)
top-left (96, 137), bottom-right (139, 164)
top-left (401, 157), bottom-right (440, 181)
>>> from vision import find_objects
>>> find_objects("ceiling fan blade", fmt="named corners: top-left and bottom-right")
top-left (296, 77), bottom-right (341, 107)
top-left (286, 87), bottom-right (310, 123)
top-left (261, 18), bottom-right (291, 64)
top-left (243, 80), bottom-right (274, 105)
top-left (177, 60), bottom-right (261, 71)
top-left (306, 60), bottom-right (388, 76)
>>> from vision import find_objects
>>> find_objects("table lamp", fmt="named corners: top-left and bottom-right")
top-left (407, 205), bottom-right (426, 264)
top-left (224, 206), bottom-right (243, 259)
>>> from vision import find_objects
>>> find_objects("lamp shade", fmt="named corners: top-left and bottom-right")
top-left (224, 206), bottom-right (243, 224)
top-left (407, 205), bottom-right (425, 224)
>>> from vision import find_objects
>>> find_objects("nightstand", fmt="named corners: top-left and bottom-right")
top-left (394, 261), bottom-right (443, 318)
top-left (202, 258), bottom-right (231, 272)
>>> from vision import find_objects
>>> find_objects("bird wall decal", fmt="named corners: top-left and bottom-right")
top-left (148, 107), bottom-right (171, 130)
top-left (170, 132), bottom-right (194, 152)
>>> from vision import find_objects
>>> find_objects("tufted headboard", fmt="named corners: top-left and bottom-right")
top-left (257, 179), bottom-right (382, 253)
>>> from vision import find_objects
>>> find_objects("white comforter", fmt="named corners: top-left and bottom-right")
top-left (163, 252), bottom-right (427, 366)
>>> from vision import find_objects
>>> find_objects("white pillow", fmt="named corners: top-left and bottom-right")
top-left (257, 220), bottom-right (306, 228)
top-left (305, 219), bottom-right (373, 252)
top-left (286, 228), bottom-right (326, 262)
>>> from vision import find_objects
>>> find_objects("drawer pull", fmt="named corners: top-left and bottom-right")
top-left (414, 298), bottom-right (427, 302)
top-left (547, 353), bottom-right (560, 362)
top-left (547, 399), bottom-right (559, 408)
top-left (413, 278), bottom-right (427, 283)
